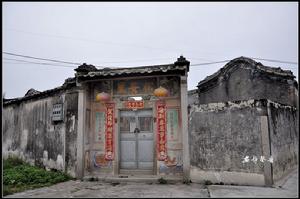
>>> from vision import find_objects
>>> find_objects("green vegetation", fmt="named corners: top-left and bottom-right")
top-left (3, 155), bottom-right (73, 196)
top-left (183, 178), bottom-right (192, 185)
top-left (204, 180), bottom-right (213, 185)
top-left (158, 177), bottom-right (167, 184)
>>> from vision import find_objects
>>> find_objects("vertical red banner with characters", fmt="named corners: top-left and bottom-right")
top-left (105, 103), bottom-right (114, 160)
top-left (157, 102), bottom-right (167, 161)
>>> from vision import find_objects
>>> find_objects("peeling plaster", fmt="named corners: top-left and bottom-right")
top-left (267, 99), bottom-right (297, 110)
top-left (41, 152), bottom-right (64, 171)
top-left (42, 150), bottom-right (48, 165)
top-left (21, 129), bottom-right (28, 150)
top-left (190, 99), bottom-right (296, 114)
top-left (2, 139), bottom-right (13, 154)
top-left (191, 99), bottom-right (256, 113)
top-left (70, 115), bottom-right (75, 132)
top-left (56, 154), bottom-right (64, 170)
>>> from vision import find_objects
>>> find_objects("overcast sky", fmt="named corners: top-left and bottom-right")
top-left (3, 2), bottom-right (298, 98)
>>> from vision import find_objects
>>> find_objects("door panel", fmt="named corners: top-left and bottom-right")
top-left (137, 140), bottom-right (153, 169)
top-left (138, 139), bottom-right (153, 162)
top-left (120, 113), bottom-right (136, 169)
top-left (137, 114), bottom-right (153, 170)
top-left (119, 109), bottom-right (154, 172)
top-left (120, 140), bottom-right (136, 169)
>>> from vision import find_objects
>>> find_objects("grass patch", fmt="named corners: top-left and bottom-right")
top-left (204, 180), bottom-right (213, 185)
top-left (158, 177), bottom-right (167, 184)
top-left (183, 179), bottom-right (192, 185)
top-left (3, 156), bottom-right (73, 196)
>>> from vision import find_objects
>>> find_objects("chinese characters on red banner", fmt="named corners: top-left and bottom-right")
top-left (157, 103), bottom-right (167, 160)
top-left (105, 103), bottom-right (114, 160)
top-left (124, 101), bottom-right (144, 109)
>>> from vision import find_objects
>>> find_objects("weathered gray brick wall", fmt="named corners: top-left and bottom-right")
top-left (189, 100), bottom-right (266, 174)
top-left (2, 91), bottom-right (79, 177)
top-left (198, 63), bottom-right (297, 107)
top-left (65, 92), bottom-right (79, 177)
top-left (188, 89), bottom-right (198, 106)
top-left (268, 102), bottom-right (299, 182)
top-left (192, 57), bottom-right (299, 185)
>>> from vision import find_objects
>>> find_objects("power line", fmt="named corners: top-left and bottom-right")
top-left (2, 54), bottom-right (173, 68)
top-left (4, 28), bottom-right (218, 56)
top-left (3, 57), bottom-right (120, 69)
top-left (3, 58), bottom-right (115, 69)
top-left (2, 51), bottom-right (223, 67)
top-left (249, 57), bottom-right (298, 65)
top-left (3, 58), bottom-right (76, 67)
top-left (191, 58), bottom-right (298, 67)
top-left (187, 57), bottom-right (215, 62)
top-left (3, 51), bottom-right (298, 70)
top-left (3, 51), bottom-right (175, 65)
top-left (190, 60), bottom-right (232, 66)
top-left (4, 28), bottom-right (298, 64)
top-left (3, 52), bottom-right (81, 65)
top-left (6, 28), bottom-right (175, 50)
top-left (4, 28), bottom-right (161, 49)
top-left (3, 61), bottom-right (76, 68)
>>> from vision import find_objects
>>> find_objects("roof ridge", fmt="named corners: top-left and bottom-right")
top-left (198, 56), bottom-right (295, 87)
top-left (95, 63), bottom-right (175, 71)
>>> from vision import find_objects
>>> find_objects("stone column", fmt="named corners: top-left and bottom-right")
top-left (180, 75), bottom-right (190, 181)
top-left (76, 86), bottom-right (86, 179)
top-left (261, 111), bottom-right (273, 186)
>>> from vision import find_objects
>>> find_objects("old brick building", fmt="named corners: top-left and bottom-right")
top-left (3, 56), bottom-right (190, 180)
top-left (3, 56), bottom-right (298, 186)
top-left (189, 57), bottom-right (298, 186)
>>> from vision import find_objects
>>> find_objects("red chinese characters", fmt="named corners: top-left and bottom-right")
top-left (105, 103), bottom-right (114, 160)
top-left (157, 103), bottom-right (167, 160)
top-left (124, 101), bottom-right (144, 109)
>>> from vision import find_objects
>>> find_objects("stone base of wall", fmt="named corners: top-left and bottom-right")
top-left (190, 166), bottom-right (265, 186)
top-left (273, 165), bottom-right (298, 187)
top-left (3, 150), bottom-right (35, 166)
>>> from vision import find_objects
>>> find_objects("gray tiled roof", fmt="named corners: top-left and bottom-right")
top-left (77, 64), bottom-right (187, 78)
top-left (3, 56), bottom-right (190, 105)
top-left (75, 56), bottom-right (190, 79)
top-left (198, 56), bottom-right (296, 87)
top-left (3, 78), bottom-right (76, 106)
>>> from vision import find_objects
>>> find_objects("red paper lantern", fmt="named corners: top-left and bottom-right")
top-left (96, 92), bottom-right (110, 102)
top-left (154, 86), bottom-right (169, 98)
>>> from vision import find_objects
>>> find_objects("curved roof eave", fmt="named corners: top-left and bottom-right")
top-left (197, 56), bottom-right (296, 88)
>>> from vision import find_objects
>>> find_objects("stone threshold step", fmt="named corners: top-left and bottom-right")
top-left (83, 175), bottom-right (183, 183)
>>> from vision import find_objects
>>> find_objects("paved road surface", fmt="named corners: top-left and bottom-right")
top-left (4, 169), bottom-right (298, 198)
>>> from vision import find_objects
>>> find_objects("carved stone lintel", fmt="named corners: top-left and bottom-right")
top-left (119, 96), bottom-right (128, 101)
top-left (143, 95), bottom-right (151, 100)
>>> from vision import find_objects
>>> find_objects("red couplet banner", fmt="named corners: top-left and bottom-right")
top-left (156, 102), bottom-right (167, 161)
top-left (105, 103), bottom-right (114, 160)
